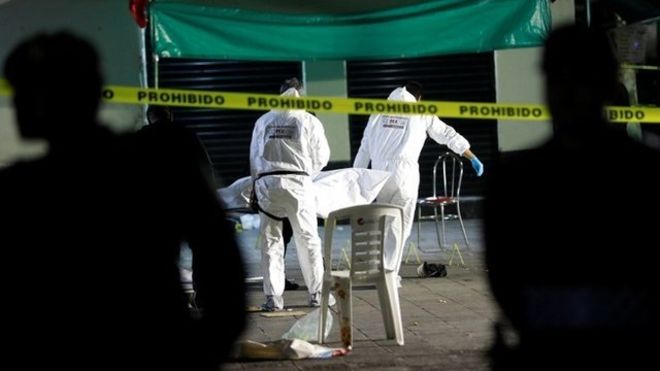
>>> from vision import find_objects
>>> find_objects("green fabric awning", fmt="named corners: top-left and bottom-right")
top-left (150, 0), bottom-right (551, 61)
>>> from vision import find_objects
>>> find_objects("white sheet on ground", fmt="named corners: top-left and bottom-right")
top-left (235, 338), bottom-right (348, 360)
top-left (218, 168), bottom-right (391, 218)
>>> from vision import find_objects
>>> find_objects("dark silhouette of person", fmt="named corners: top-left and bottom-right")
top-left (142, 105), bottom-right (217, 188)
top-left (0, 31), bottom-right (245, 371)
top-left (139, 105), bottom-right (220, 300)
top-left (484, 24), bottom-right (660, 370)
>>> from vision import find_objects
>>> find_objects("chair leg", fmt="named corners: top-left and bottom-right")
top-left (334, 277), bottom-right (353, 349)
top-left (377, 278), bottom-right (395, 340)
top-left (381, 273), bottom-right (405, 346)
top-left (376, 282), bottom-right (394, 339)
top-left (432, 207), bottom-right (443, 251)
top-left (440, 205), bottom-right (447, 250)
top-left (318, 279), bottom-right (331, 344)
top-left (456, 202), bottom-right (470, 250)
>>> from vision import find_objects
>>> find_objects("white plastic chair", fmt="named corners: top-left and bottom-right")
top-left (318, 203), bottom-right (405, 348)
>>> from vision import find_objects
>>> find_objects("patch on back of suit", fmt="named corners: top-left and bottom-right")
top-left (380, 116), bottom-right (409, 129)
top-left (266, 124), bottom-right (300, 140)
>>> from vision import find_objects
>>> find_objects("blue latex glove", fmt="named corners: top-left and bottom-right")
top-left (470, 156), bottom-right (484, 176)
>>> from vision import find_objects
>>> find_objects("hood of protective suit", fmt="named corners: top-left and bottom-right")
top-left (280, 87), bottom-right (301, 98)
top-left (387, 87), bottom-right (417, 103)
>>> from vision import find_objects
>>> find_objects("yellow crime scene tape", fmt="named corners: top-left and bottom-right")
top-left (1, 79), bottom-right (659, 123)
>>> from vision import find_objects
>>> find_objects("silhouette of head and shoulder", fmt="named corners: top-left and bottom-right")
top-left (5, 31), bottom-right (108, 152)
top-left (542, 24), bottom-right (620, 147)
top-left (1, 31), bottom-right (245, 370)
top-left (485, 24), bottom-right (660, 371)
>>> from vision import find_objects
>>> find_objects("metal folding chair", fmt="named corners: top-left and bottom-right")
top-left (415, 152), bottom-right (470, 255)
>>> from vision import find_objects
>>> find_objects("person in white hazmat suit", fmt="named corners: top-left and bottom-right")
top-left (250, 78), bottom-right (330, 311)
top-left (353, 81), bottom-right (484, 282)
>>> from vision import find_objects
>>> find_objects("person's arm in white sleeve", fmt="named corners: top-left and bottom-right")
top-left (427, 116), bottom-right (483, 176)
top-left (426, 115), bottom-right (470, 155)
top-left (353, 114), bottom-right (376, 168)
top-left (309, 115), bottom-right (330, 176)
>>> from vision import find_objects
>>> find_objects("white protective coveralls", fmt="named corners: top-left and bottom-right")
top-left (250, 87), bottom-right (330, 308)
top-left (353, 86), bottom-right (470, 275)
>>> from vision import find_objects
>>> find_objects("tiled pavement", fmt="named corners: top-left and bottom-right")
top-left (225, 219), bottom-right (498, 370)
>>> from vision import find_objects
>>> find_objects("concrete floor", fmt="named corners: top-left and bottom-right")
top-left (225, 218), bottom-right (499, 371)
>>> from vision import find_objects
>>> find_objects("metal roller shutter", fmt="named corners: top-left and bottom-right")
top-left (148, 58), bottom-right (302, 186)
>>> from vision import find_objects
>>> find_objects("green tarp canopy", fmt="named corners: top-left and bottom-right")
top-left (150, 0), bottom-right (551, 61)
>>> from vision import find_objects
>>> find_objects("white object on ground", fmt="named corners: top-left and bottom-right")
top-left (236, 338), bottom-right (348, 360)
top-left (281, 307), bottom-right (333, 343)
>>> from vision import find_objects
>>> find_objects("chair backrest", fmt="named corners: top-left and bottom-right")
top-left (324, 204), bottom-right (404, 282)
top-left (432, 152), bottom-right (464, 199)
